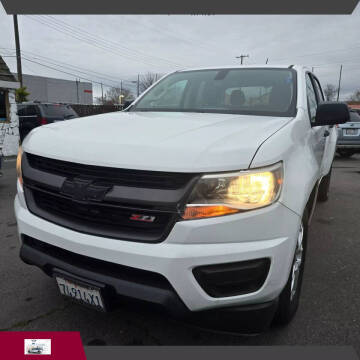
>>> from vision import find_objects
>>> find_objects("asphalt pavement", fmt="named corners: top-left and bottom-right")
top-left (0, 155), bottom-right (359, 350)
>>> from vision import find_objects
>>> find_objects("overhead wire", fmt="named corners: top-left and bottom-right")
top-left (25, 15), bottom-right (184, 70)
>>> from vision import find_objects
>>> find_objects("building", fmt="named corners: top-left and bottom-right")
top-left (0, 56), bottom-right (20, 157)
top-left (16, 73), bottom-right (93, 105)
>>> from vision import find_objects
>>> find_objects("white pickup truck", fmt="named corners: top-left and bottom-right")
top-left (15, 65), bottom-right (349, 332)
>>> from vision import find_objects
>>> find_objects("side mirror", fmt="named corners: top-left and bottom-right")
top-left (313, 102), bottom-right (350, 127)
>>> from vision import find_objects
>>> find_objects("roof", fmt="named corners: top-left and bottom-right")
top-left (0, 55), bottom-right (18, 82)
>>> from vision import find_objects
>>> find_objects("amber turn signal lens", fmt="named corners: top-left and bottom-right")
top-left (182, 205), bottom-right (239, 220)
top-left (16, 146), bottom-right (23, 186)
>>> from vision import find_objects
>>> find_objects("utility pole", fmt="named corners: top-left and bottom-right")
top-left (236, 54), bottom-right (249, 65)
top-left (76, 78), bottom-right (80, 104)
top-left (337, 64), bottom-right (343, 101)
top-left (13, 15), bottom-right (23, 87)
top-left (137, 74), bottom-right (140, 97)
top-left (101, 83), bottom-right (104, 104)
top-left (120, 80), bottom-right (123, 105)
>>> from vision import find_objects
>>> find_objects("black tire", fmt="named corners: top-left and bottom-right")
top-left (273, 208), bottom-right (308, 326)
top-left (338, 150), bottom-right (355, 158)
top-left (317, 167), bottom-right (332, 202)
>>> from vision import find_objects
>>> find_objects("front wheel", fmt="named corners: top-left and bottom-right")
top-left (273, 208), bottom-right (308, 326)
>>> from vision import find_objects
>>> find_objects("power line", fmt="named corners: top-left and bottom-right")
top-left (271, 45), bottom-right (360, 63)
top-left (17, 57), bottom-right (139, 100)
top-left (1, 48), bottom-right (143, 99)
top-left (122, 16), bottom-right (218, 55)
top-left (25, 16), bottom-right (166, 70)
top-left (310, 58), bottom-right (360, 67)
top-left (21, 56), bottom-right (123, 89)
top-left (45, 15), bottom-right (185, 68)
top-left (33, 16), bottom-right (167, 68)
top-left (25, 15), bottom-right (184, 70)
top-left (1, 47), bottom-right (137, 86)
top-left (3, 49), bottom-right (132, 86)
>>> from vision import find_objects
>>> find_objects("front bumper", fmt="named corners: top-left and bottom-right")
top-left (336, 134), bottom-right (360, 150)
top-left (15, 181), bottom-right (301, 314)
top-left (19, 235), bottom-right (278, 332)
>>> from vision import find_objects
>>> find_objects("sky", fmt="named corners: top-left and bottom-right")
top-left (0, 4), bottom-right (359, 101)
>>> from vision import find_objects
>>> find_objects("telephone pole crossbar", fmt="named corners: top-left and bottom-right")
top-left (236, 54), bottom-right (249, 65)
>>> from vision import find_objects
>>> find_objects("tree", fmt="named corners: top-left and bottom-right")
top-left (347, 89), bottom-right (360, 102)
top-left (139, 72), bottom-right (162, 94)
top-left (96, 86), bottom-right (132, 105)
top-left (15, 86), bottom-right (30, 103)
top-left (323, 84), bottom-right (338, 101)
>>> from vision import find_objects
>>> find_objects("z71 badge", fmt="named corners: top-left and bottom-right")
top-left (130, 214), bottom-right (156, 222)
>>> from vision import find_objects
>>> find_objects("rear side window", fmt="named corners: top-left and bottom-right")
top-left (41, 104), bottom-right (77, 118)
top-left (350, 111), bottom-right (360, 122)
top-left (17, 105), bottom-right (39, 116)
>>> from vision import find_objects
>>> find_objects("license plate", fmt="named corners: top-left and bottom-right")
top-left (344, 129), bottom-right (358, 135)
top-left (56, 276), bottom-right (105, 310)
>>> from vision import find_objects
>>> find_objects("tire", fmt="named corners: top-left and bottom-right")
top-left (338, 150), bottom-right (355, 158)
top-left (273, 208), bottom-right (308, 326)
top-left (317, 167), bottom-right (332, 202)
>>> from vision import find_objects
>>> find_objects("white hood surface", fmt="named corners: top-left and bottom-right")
top-left (23, 111), bottom-right (291, 173)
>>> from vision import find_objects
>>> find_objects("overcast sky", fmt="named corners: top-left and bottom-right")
top-left (0, 4), bottom-right (359, 100)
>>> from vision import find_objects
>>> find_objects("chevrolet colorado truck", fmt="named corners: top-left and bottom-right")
top-left (15, 66), bottom-right (349, 332)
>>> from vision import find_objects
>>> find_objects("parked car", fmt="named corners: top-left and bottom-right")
top-left (336, 109), bottom-right (360, 158)
top-left (18, 102), bottom-right (78, 142)
top-left (15, 66), bottom-right (349, 333)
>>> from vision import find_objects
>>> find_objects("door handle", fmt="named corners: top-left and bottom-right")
top-left (324, 130), bottom-right (330, 137)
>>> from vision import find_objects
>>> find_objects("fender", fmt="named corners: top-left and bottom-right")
top-left (250, 108), bottom-right (321, 219)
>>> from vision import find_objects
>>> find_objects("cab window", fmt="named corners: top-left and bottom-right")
top-left (306, 74), bottom-right (318, 123)
top-left (312, 77), bottom-right (325, 102)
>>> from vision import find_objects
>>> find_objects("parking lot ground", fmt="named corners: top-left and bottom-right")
top-left (0, 155), bottom-right (359, 350)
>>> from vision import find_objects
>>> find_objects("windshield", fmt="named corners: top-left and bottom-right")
top-left (132, 68), bottom-right (297, 117)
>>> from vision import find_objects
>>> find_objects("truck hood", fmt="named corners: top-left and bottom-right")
top-left (23, 111), bottom-right (291, 172)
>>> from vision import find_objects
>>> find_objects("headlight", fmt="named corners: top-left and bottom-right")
top-left (16, 146), bottom-right (23, 186)
top-left (182, 162), bottom-right (283, 220)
